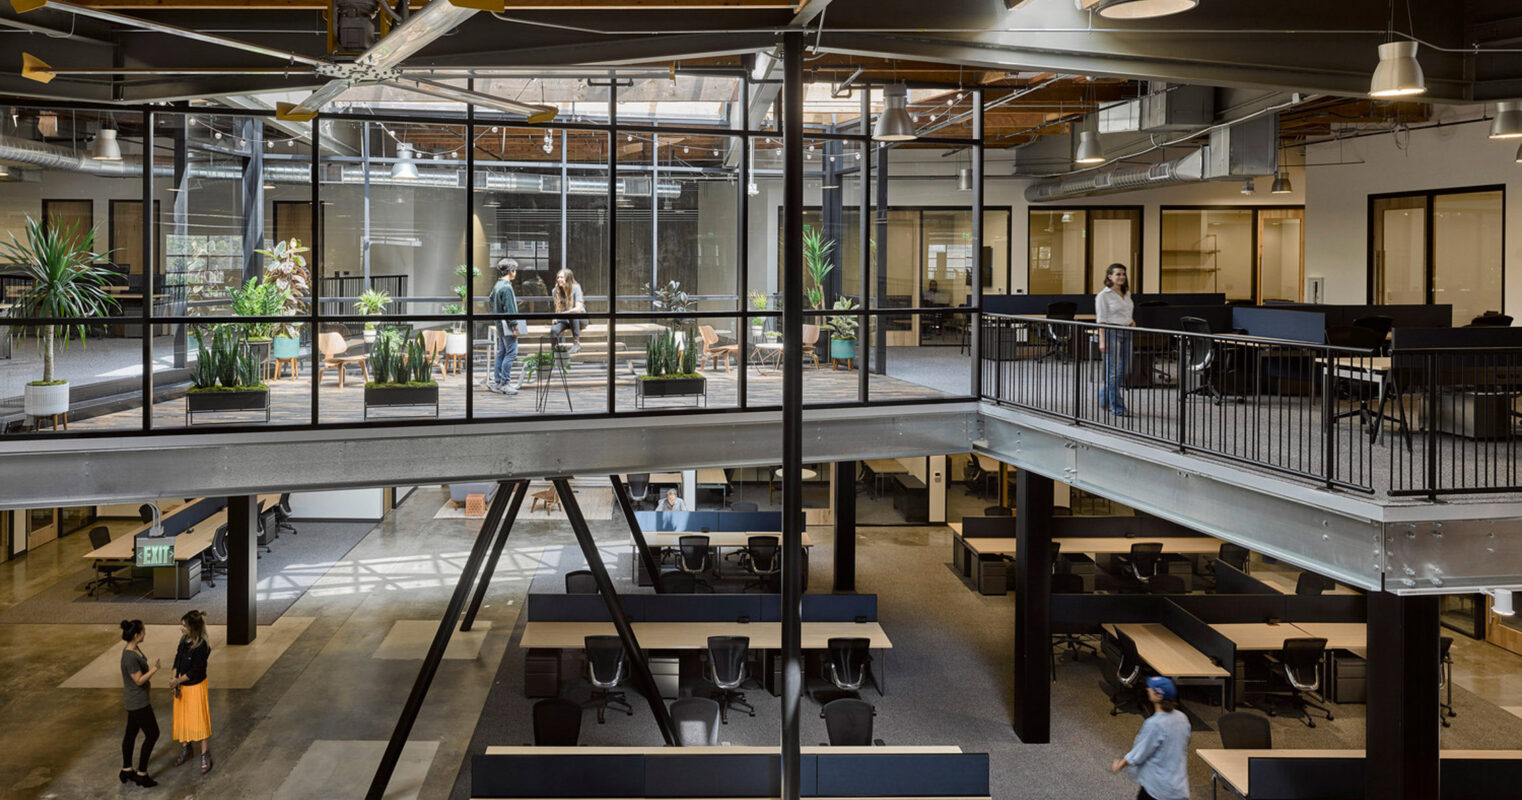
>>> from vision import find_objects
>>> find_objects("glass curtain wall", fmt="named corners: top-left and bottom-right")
top-left (1028, 207), bottom-right (1140, 294)
top-left (1161, 206), bottom-right (1304, 302)
top-left (1373, 187), bottom-right (1504, 325)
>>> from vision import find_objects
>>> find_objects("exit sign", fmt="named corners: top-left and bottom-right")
top-left (136, 535), bottom-right (176, 568)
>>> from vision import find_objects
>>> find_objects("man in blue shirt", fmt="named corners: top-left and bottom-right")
top-left (1110, 676), bottom-right (1191, 800)
top-left (487, 259), bottom-right (520, 395)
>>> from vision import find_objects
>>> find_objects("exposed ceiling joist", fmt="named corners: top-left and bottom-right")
top-left (68, 0), bottom-right (795, 7)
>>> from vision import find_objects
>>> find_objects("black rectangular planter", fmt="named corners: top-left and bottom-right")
top-left (186, 388), bottom-right (270, 425)
top-left (635, 376), bottom-right (706, 408)
top-left (364, 384), bottom-right (440, 419)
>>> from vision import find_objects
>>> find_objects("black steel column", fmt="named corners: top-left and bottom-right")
top-left (554, 477), bottom-right (677, 744)
top-left (780, 30), bottom-right (805, 800)
top-left (872, 139), bottom-right (888, 376)
top-left (857, 89), bottom-right (871, 401)
top-left (226, 495), bottom-right (258, 646)
top-left (606, 83), bottom-right (619, 415)
top-left (367, 480), bottom-right (514, 800)
top-left (240, 118), bottom-right (265, 282)
top-left (464, 89), bottom-right (476, 420)
top-left (970, 90), bottom-right (984, 397)
top-left (1012, 468), bottom-right (1052, 741)
top-left (1366, 591), bottom-right (1440, 799)
top-left (140, 108), bottom-right (155, 431)
top-left (461, 481), bottom-right (529, 632)
top-left (833, 461), bottom-right (856, 592)
top-left (308, 118), bottom-right (322, 425)
top-left (171, 121), bottom-right (189, 369)
top-left (611, 475), bottom-right (667, 592)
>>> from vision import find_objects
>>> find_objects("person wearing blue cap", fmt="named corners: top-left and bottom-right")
top-left (1109, 675), bottom-right (1191, 800)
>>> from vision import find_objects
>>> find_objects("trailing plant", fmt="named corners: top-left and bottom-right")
top-left (355, 288), bottom-right (392, 332)
top-left (367, 331), bottom-right (436, 387)
top-left (447, 263), bottom-right (480, 332)
top-left (0, 217), bottom-right (119, 385)
top-left (229, 277), bottom-right (289, 340)
top-left (803, 225), bottom-right (835, 310)
top-left (190, 325), bottom-right (264, 391)
top-left (255, 237), bottom-right (310, 338)
top-left (823, 296), bottom-right (860, 342)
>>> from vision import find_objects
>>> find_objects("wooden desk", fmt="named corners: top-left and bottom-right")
top-left (644, 530), bottom-right (813, 548)
top-left (1254, 571), bottom-right (1361, 596)
top-left (645, 469), bottom-right (729, 486)
top-left (1196, 749), bottom-right (1520, 798)
top-left (1105, 623), bottom-right (1229, 679)
top-left (955, 534), bottom-right (1223, 557)
top-left (1289, 622), bottom-right (1367, 650)
top-left (83, 494), bottom-right (280, 599)
top-left (864, 459), bottom-right (909, 474)
top-left (1209, 623), bottom-right (1310, 652)
top-left (483, 745), bottom-right (963, 756)
top-left (520, 621), bottom-right (891, 650)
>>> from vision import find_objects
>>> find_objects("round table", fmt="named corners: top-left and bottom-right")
top-left (774, 468), bottom-right (818, 480)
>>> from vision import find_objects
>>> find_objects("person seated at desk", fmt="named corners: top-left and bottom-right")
top-left (921, 279), bottom-right (949, 307)
top-left (656, 489), bottom-right (686, 512)
top-left (550, 269), bottom-right (585, 354)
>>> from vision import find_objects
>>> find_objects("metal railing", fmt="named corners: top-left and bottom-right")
top-left (979, 314), bottom-right (1522, 498)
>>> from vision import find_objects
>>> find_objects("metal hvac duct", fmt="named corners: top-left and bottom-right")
top-left (1023, 149), bottom-right (1205, 203)
top-left (0, 135), bottom-right (680, 198)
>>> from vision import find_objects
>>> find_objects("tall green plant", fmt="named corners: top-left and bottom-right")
top-left (646, 280), bottom-right (694, 332)
top-left (229, 277), bottom-right (289, 340)
top-left (642, 329), bottom-right (698, 378)
top-left (255, 237), bottom-right (310, 338)
top-left (0, 217), bottom-right (119, 384)
top-left (368, 331), bottom-right (436, 386)
top-left (823, 296), bottom-right (860, 342)
top-left (356, 288), bottom-right (392, 332)
top-left (803, 225), bottom-right (836, 310)
top-left (445, 264), bottom-right (480, 331)
top-left (190, 326), bottom-right (262, 390)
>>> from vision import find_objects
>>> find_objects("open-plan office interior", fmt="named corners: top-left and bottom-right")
top-left (6, 1), bottom-right (1522, 799)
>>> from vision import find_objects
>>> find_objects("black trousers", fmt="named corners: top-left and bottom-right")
top-left (122, 705), bottom-right (159, 771)
top-left (1135, 788), bottom-right (1156, 800)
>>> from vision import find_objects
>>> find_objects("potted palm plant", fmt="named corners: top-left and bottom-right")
top-left (637, 328), bottom-right (705, 407)
top-left (355, 288), bottom-right (391, 344)
top-left (804, 225), bottom-right (835, 310)
top-left (823, 296), bottom-right (860, 367)
top-left (747, 290), bottom-right (769, 342)
top-left (444, 264), bottom-right (478, 357)
top-left (364, 330), bottom-right (439, 418)
top-left (256, 237), bottom-right (310, 363)
top-left (0, 217), bottom-right (118, 427)
top-left (186, 325), bottom-right (270, 424)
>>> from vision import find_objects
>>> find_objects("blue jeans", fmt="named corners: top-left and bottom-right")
top-left (494, 332), bottom-right (518, 385)
top-left (1099, 330), bottom-right (1132, 414)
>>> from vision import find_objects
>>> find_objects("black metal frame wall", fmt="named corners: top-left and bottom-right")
top-left (1026, 205), bottom-right (1142, 294)
top-left (1365, 184), bottom-right (1507, 318)
top-left (5, 81), bottom-right (983, 441)
top-left (1159, 204), bottom-right (1305, 303)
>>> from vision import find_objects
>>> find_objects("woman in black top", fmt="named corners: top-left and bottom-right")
top-left (169, 609), bottom-right (214, 774)
top-left (119, 619), bottom-right (161, 787)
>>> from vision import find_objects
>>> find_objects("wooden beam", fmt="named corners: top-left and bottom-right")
top-left (78, 0), bottom-right (793, 7)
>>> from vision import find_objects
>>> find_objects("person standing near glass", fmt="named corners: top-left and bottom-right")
top-left (169, 610), bottom-right (213, 775)
top-left (550, 268), bottom-right (585, 354)
top-left (119, 619), bottom-right (161, 787)
top-left (488, 259), bottom-right (521, 395)
top-left (1095, 263), bottom-right (1135, 417)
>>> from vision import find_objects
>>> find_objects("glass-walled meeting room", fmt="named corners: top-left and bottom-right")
top-left (0, 78), bottom-right (990, 436)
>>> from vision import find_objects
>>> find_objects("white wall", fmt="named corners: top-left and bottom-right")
top-left (287, 488), bottom-right (386, 520)
top-left (1305, 108), bottom-right (1521, 315)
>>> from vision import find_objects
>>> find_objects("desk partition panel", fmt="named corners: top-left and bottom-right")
top-left (471, 754), bottom-right (645, 798)
top-left (1133, 304), bottom-right (1234, 333)
top-left (643, 754), bottom-right (790, 798)
top-left (1048, 516), bottom-right (1208, 539)
top-left (633, 510), bottom-right (787, 533)
top-left (1169, 593), bottom-right (1288, 623)
top-left (1159, 600), bottom-right (1236, 671)
top-left (1282, 594), bottom-right (1367, 622)
top-left (959, 515), bottom-right (1017, 538)
top-left (1212, 561), bottom-right (1277, 595)
top-left (1230, 307), bottom-right (1327, 343)
top-left (1051, 594), bottom-right (1164, 629)
top-left (814, 753), bottom-right (990, 798)
top-left (1247, 757), bottom-right (1364, 799)
top-left (527, 592), bottom-right (877, 622)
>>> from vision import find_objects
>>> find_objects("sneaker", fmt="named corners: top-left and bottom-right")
top-left (569, 342), bottom-right (582, 355)
top-left (501, 385), bottom-right (520, 395)
top-left (482, 380), bottom-right (498, 391)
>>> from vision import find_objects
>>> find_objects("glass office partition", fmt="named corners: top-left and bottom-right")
top-left (1372, 194), bottom-right (1428, 307)
top-left (1028, 207), bottom-right (1139, 294)
top-left (1160, 208), bottom-right (1255, 300)
top-left (1258, 208), bottom-right (1304, 302)
top-left (1371, 187), bottom-right (1504, 325)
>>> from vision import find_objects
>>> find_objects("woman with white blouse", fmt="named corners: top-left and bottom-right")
top-left (1095, 263), bottom-right (1135, 416)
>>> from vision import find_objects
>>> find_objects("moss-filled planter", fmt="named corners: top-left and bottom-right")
top-left (186, 386), bottom-right (270, 424)
top-left (636, 374), bottom-right (706, 408)
top-left (363, 383), bottom-right (439, 419)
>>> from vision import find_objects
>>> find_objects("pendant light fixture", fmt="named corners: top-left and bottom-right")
top-left (1514, 142), bottom-right (1522, 164)
top-left (1076, 0), bottom-right (1199, 19)
top-left (89, 127), bottom-right (122, 161)
top-left (1369, 2), bottom-right (1424, 98)
top-left (1074, 130), bottom-right (1106, 165)
top-left (390, 143), bottom-right (419, 180)
top-left (1270, 171), bottom-right (1293, 194)
top-left (1491, 101), bottom-right (1522, 139)
top-left (873, 84), bottom-right (917, 142)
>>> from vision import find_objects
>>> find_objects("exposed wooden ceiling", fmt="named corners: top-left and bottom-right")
top-left (71, 0), bottom-right (797, 7)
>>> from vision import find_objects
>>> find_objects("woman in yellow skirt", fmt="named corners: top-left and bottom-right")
top-left (169, 609), bottom-right (213, 775)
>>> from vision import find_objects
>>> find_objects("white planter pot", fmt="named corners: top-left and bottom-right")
top-left (445, 331), bottom-right (468, 355)
top-left (363, 329), bottom-right (376, 344)
top-left (24, 381), bottom-right (70, 418)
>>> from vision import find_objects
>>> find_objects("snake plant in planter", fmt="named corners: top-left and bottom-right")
top-left (364, 330), bottom-right (439, 418)
top-left (637, 328), bottom-right (705, 407)
top-left (824, 297), bottom-right (860, 363)
top-left (0, 217), bottom-right (118, 426)
top-left (186, 326), bottom-right (270, 423)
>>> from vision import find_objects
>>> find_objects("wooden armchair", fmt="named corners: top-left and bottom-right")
top-left (317, 331), bottom-right (368, 387)
top-left (801, 324), bottom-right (822, 369)
top-left (419, 330), bottom-right (451, 379)
top-left (699, 325), bottom-right (739, 372)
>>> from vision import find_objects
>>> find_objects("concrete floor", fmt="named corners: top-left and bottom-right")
top-left (3, 484), bottom-right (1522, 799)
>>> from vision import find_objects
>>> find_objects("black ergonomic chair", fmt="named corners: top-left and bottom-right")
top-left (815, 637), bottom-right (872, 703)
top-left (1327, 324), bottom-right (1389, 430)
top-left (1115, 542), bottom-right (1165, 586)
top-left (657, 571), bottom-right (709, 594)
top-left (255, 503), bottom-right (277, 554)
top-left (678, 535), bottom-right (714, 589)
top-left (1294, 572), bottom-right (1334, 596)
top-left (1218, 543), bottom-right (1250, 572)
top-left (1146, 574), bottom-right (1187, 595)
top-left (1218, 711), bottom-right (1273, 749)
top-left (273, 493), bottom-right (297, 535)
top-left (1268, 637), bottom-right (1333, 727)
top-left (582, 636), bottom-right (634, 723)
top-left (821, 698), bottom-right (884, 746)
top-left (1469, 311), bottom-right (1514, 327)
top-left (565, 570), bottom-right (599, 594)
top-left (741, 535), bottom-right (781, 592)
top-left (705, 635), bottom-right (755, 723)
top-left (85, 526), bottom-right (128, 597)
top-left (982, 505), bottom-right (1013, 517)
top-left (532, 698), bottom-right (583, 745)
top-left (1352, 315), bottom-right (1395, 354)
top-left (626, 473), bottom-right (652, 509)
top-left (1180, 316), bottom-right (1237, 405)
top-left (670, 696), bottom-right (722, 746)
top-left (729, 501), bottom-right (759, 513)
top-left (1440, 636), bottom-right (1457, 727)
top-left (1051, 573), bottom-right (1097, 669)
top-left (200, 524), bottom-right (229, 588)
top-left (1037, 301), bottom-right (1078, 362)
top-left (1108, 629), bottom-right (1148, 716)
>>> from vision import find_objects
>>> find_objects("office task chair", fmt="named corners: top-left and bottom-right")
top-left (1218, 711), bottom-right (1273, 749)
top-left (678, 535), bottom-right (714, 589)
top-left (705, 635), bottom-right (755, 723)
top-left (1109, 629), bottom-right (1148, 716)
top-left (982, 506), bottom-right (1013, 517)
top-left (1180, 316), bottom-right (1238, 405)
top-left (818, 637), bottom-right (872, 702)
top-left (1036, 301), bottom-right (1078, 362)
top-left (1051, 573), bottom-right (1097, 670)
top-left (738, 535), bottom-right (781, 592)
top-left (1294, 572), bottom-right (1335, 596)
top-left (670, 697), bottom-right (722, 746)
top-left (582, 636), bottom-right (634, 723)
top-left (1469, 311), bottom-right (1514, 327)
top-left (85, 526), bottom-right (128, 597)
top-left (1268, 637), bottom-right (1333, 727)
top-left (565, 570), bottom-right (598, 594)
top-left (274, 492), bottom-right (298, 535)
top-left (257, 503), bottom-right (281, 554)
top-left (1218, 543), bottom-right (1250, 572)
top-left (657, 571), bottom-right (711, 594)
top-left (199, 524), bottom-right (229, 588)
top-left (1115, 542), bottom-right (1164, 585)
top-left (821, 698), bottom-right (884, 746)
top-left (729, 501), bottom-right (759, 512)
top-left (1440, 636), bottom-right (1457, 727)
top-left (1327, 324), bottom-right (1391, 429)
top-left (532, 698), bottom-right (583, 746)
top-left (1146, 574), bottom-right (1187, 595)
top-left (626, 473), bottom-right (651, 509)
top-left (1352, 315), bottom-right (1394, 353)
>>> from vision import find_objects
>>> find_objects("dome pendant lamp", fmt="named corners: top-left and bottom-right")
top-left (873, 84), bottom-right (917, 142)
top-left (391, 143), bottom-right (419, 180)
top-left (1490, 101), bottom-right (1522, 139)
top-left (1369, 40), bottom-right (1425, 97)
top-left (90, 128), bottom-right (122, 161)
top-left (1076, 0), bottom-right (1199, 20)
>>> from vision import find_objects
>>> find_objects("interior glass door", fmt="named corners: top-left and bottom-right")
top-left (1433, 190), bottom-right (1504, 325)
top-left (1088, 209), bottom-right (1142, 293)
top-left (1372, 195), bottom-right (1428, 307)
top-left (1257, 208), bottom-right (1304, 302)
